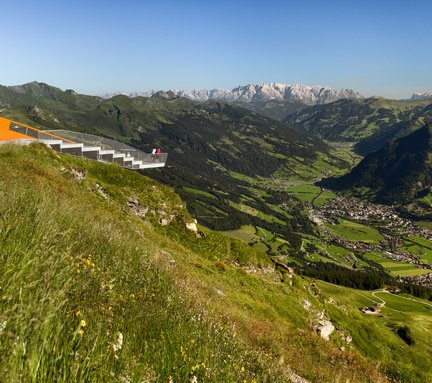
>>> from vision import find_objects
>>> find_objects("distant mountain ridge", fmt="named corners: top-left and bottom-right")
top-left (411, 91), bottom-right (432, 101)
top-left (286, 97), bottom-right (432, 155)
top-left (320, 124), bottom-right (432, 204)
top-left (102, 82), bottom-right (363, 105)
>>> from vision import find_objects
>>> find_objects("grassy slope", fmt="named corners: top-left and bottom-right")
top-left (319, 281), bottom-right (432, 383)
top-left (4, 144), bottom-right (429, 382)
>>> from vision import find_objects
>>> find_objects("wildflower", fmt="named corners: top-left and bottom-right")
top-left (0, 320), bottom-right (6, 335)
top-left (168, 376), bottom-right (173, 383)
top-left (113, 331), bottom-right (123, 353)
top-left (190, 376), bottom-right (198, 383)
top-left (80, 319), bottom-right (87, 328)
top-left (75, 310), bottom-right (81, 317)
top-left (69, 350), bottom-right (79, 360)
top-left (82, 257), bottom-right (96, 269)
top-left (241, 366), bottom-right (245, 373)
top-left (79, 329), bottom-right (84, 336)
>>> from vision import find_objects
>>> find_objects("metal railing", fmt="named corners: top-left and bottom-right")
top-left (9, 122), bottom-right (75, 143)
top-left (44, 130), bottom-right (167, 165)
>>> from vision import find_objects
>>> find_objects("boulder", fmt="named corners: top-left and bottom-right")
top-left (314, 320), bottom-right (334, 340)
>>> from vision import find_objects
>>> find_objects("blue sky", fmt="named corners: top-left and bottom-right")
top-left (1, 0), bottom-right (431, 98)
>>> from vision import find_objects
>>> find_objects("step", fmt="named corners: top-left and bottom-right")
top-left (99, 149), bottom-right (115, 155)
top-left (82, 146), bottom-right (101, 160)
top-left (123, 157), bottom-right (134, 166)
top-left (61, 143), bottom-right (84, 155)
top-left (99, 149), bottom-right (115, 162)
top-left (38, 139), bottom-right (63, 151)
top-left (113, 153), bottom-right (125, 165)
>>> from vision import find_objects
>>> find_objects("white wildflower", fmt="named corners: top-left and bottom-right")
top-left (69, 350), bottom-right (79, 360)
top-left (113, 331), bottom-right (123, 353)
top-left (190, 376), bottom-right (198, 383)
top-left (118, 376), bottom-right (131, 383)
top-left (0, 320), bottom-right (6, 335)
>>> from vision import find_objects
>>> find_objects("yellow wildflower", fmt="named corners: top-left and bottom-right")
top-left (80, 319), bottom-right (87, 328)
top-left (79, 329), bottom-right (84, 336)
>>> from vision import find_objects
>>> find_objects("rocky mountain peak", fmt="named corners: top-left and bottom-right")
top-left (411, 92), bottom-right (432, 101)
top-left (103, 82), bottom-right (363, 105)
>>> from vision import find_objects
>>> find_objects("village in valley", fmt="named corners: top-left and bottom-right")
top-left (308, 195), bottom-right (432, 286)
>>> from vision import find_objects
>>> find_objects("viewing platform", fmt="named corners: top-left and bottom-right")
top-left (0, 117), bottom-right (167, 169)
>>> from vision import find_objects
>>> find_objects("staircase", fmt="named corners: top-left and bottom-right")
top-left (0, 117), bottom-right (167, 170)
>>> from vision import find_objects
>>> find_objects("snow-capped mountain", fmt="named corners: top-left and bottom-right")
top-left (411, 92), bottom-right (432, 101)
top-left (103, 83), bottom-right (363, 105)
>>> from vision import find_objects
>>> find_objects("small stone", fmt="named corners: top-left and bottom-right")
top-left (186, 222), bottom-right (198, 232)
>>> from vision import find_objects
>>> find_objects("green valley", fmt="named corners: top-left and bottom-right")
top-left (1, 143), bottom-right (432, 383)
top-left (2, 82), bottom-right (432, 382)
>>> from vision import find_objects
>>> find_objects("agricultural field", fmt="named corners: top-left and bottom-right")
top-left (221, 225), bottom-right (257, 243)
top-left (324, 218), bottom-right (383, 244)
top-left (401, 235), bottom-right (432, 265)
top-left (364, 252), bottom-right (430, 277)
top-left (286, 183), bottom-right (322, 202)
top-left (416, 221), bottom-right (432, 230)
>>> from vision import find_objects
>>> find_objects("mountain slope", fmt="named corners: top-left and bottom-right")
top-left (285, 97), bottom-right (432, 155)
top-left (320, 124), bottom-right (432, 203)
top-left (2, 143), bottom-right (432, 382)
top-left (0, 82), bottom-right (352, 251)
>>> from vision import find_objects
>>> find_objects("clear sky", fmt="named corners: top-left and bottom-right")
top-left (1, 0), bottom-right (431, 98)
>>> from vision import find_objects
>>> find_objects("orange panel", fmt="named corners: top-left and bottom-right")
top-left (0, 117), bottom-right (36, 141)
top-left (0, 117), bottom-right (76, 143)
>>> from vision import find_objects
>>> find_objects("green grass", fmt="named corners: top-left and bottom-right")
top-left (325, 218), bottom-right (383, 244)
top-left (222, 225), bottom-right (257, 243)
top-left (416, 221), bottom-right (432, 230)
top-left (228, 200), bottom-right (287, 225)
top-left (286, 183), bottom-right (321, 202)
top-left (364, 252), bottom-right (430, 277)
top-left (183, 186), bottom-right (216, 199)
top-left (0, 144), bottom-right (281, 382)
top-left (326, 245), bottom-right (354, 267)
top-left (401, 236), bottom-right (432, 265)
top-left (318, 281), bottom-right (432, 383)
top-left (2, 143), bottom-right (432, 382)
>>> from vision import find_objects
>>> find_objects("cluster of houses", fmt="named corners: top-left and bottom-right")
top-left (308, 196), bottom-right (432, 277)
top-left (403, 272), bottom-right (432, 287)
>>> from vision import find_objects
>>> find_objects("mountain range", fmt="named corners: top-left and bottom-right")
top-left (411, 91), bottom-right (432, 101)
top-left (102, 82), bottom-right (363, 105)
